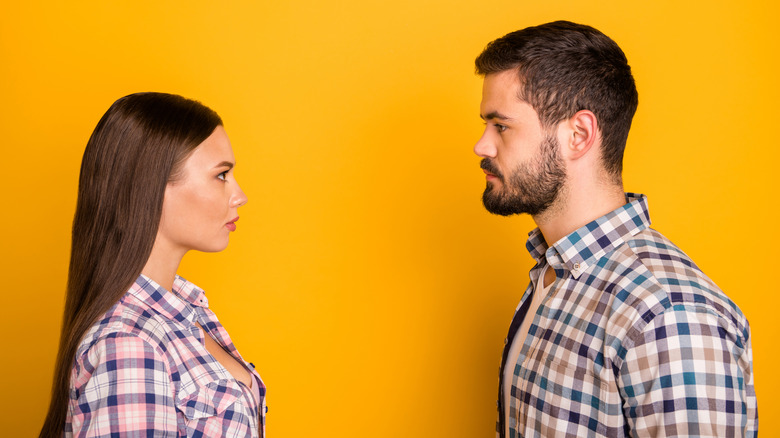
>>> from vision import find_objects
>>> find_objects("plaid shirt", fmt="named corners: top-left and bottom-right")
top-left (66, 275), bottom-right (266, 437)
top-left (498, 193), bottom-right (757, 437)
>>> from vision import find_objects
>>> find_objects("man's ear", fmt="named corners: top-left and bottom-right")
top-left (562, 110), bottom-right (598, 160)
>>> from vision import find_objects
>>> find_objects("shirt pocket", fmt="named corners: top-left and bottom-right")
top-left (174, 377), bottom-right (245, 421)
top-left (516, 354), bottom-right (623, 435)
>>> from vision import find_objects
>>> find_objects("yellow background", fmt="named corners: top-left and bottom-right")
top-left (1, 1), bottom-right (776, 435)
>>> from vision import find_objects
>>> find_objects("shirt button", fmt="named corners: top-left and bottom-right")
top-left (573, 262), bottom-right (580, 270)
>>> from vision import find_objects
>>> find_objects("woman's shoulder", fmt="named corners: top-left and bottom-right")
top-left (67, 323), bottom-right (178, 418)
top-left (76, 290), bottom-right (178, 365)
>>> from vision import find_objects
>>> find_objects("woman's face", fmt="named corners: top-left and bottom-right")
top-left (157, 125), bottom-right (248, 257)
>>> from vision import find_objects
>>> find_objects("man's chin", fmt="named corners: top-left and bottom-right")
top-left (482, 189), bottom-right (520, 217)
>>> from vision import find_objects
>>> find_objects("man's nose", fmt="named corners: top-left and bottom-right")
top-left (474, 130), bottom-right (497, 158)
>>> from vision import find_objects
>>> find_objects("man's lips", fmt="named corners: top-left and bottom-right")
top-left (226, 216), bottom-right (239, 232)
top-left (480, 158), bottom-right (503, 180)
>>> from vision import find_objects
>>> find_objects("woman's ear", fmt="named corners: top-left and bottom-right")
top-left (561, 110), bottom-right (598, 160)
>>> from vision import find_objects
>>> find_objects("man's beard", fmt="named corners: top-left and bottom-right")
top-left (481, 134), bottom-right (566, 216)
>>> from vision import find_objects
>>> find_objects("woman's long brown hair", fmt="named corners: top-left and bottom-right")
top-left (40, 93), bottom-right (222, 437)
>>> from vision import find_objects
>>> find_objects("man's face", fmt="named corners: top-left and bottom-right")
top-left (474, 70), bottom-right (566, 216)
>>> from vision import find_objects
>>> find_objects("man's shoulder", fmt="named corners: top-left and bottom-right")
top-left (624, 227), bottom-right (704, 277)
top-left (605, 227), bottom-right (749, 337)
top-left (621, 226), bottom-right (714, 292)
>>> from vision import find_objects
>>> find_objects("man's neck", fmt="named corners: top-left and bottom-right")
top-left (534, 183), bottom-right (626, 248)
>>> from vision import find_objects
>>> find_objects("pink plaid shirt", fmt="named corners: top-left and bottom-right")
top-left (65, 275), bottom-right (266, 437)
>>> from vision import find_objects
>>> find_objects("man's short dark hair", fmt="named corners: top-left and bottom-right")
top-left (475, 21), bottom-right (638, 181)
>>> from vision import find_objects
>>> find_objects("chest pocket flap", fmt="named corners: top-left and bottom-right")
top-left (175, 377), bottom-right (245, 420)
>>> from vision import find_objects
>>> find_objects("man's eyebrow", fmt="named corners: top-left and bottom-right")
top-left (214, 161), bottom-right (234, 169)
top-left (480, 111), bottom-right (512, 121)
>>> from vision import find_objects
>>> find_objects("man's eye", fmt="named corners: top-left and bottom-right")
top-left (494, 124), bottom-right (507, 133)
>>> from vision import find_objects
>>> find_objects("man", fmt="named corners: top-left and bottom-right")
top-left (474, 21), bottom-right (757, 437)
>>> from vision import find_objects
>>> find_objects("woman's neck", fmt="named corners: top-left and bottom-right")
top-left (141, 240), bottom-right (186, 292)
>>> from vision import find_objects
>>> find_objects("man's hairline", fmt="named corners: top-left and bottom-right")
top-left (480, 67), bottom-right (570, 137)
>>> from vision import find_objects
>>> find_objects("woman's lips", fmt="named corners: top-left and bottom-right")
top-left (226, 216), bottom-right (239, 232)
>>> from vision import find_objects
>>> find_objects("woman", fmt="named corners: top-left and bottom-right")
top-left (40, 93), bottom-right (266, 437)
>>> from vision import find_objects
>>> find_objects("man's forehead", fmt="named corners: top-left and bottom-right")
top-left (481, 71), bottom-right (523, 103)
top-left (483, 69), bottom-right (523, 89)
top-left (480, 73), bottom-right (531, 119)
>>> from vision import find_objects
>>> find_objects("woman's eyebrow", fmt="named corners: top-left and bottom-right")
top-left (213, 161), bottom-right (234, 169)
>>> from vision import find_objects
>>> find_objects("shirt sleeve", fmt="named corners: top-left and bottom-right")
top-left (618, 305), bottom-right (757, 437)
top-left (71, 332), bottom-right (179, 437)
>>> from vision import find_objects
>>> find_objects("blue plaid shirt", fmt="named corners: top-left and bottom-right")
top-left (498, 193), bottom-right (757, 437)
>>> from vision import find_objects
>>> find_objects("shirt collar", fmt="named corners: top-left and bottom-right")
top-left (173, 275), bottom-right (210, 309)
top-left (127, 274), bottom-right (210, 324)
top-left (525, 193), bottom-right (651, 279)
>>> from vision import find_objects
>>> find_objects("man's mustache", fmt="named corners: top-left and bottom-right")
top-left (480, 158), bottom-right (504, 180)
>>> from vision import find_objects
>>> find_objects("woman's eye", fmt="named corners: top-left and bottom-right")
top-left (217, 171), bottom-right (228, 181)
